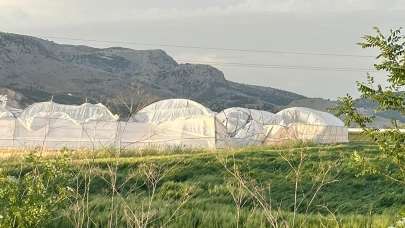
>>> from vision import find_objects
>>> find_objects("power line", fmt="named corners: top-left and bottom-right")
top-left (176, 59), bottom-right (377, 72)
top-left (33, 34), bottom-right (377, 72)
top-left (40, 35), bottom-right (375, 58)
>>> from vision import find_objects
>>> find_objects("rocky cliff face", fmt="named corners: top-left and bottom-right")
top-left (0, 32), bottom-right (304, 113)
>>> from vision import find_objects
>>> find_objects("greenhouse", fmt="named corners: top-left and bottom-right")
top-left (128, 99), bottom-right (228, 149)
top-left (216, 107), bottom-right (279, 146)
top-left (264, 107), bottom-right (349, 144)
top-left (0, 99), bottom-right (348, 149)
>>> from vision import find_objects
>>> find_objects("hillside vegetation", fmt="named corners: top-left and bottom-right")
top-left (1, 141), bottom-right (404, 227)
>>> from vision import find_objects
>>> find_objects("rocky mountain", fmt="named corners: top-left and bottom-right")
top-left (0, 32), bottom-right (402, 127)
top-left (0, 32), bottom-right (304, 114)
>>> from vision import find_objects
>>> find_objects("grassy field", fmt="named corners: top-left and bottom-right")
top-left (1, 139), bottom-right (404, 227)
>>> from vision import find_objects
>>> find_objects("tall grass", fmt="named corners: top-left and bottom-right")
top-left (50, 197), bottom-right (398, 228)
top-left (1, 143), bottom-right (404, 227)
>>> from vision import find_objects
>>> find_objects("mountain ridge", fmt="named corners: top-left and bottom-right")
top-left (0, 32), bottom-right (304, 113)
top-left (0, 32), bottom-right (402, 127)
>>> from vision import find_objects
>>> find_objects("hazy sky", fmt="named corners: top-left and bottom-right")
top-left (1, 0), bottom-right (404, 99)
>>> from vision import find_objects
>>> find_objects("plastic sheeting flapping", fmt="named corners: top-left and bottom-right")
top-left (216, 107), bottom-right (278, 146)
top-left (215, 107), bottom-right (348, 146)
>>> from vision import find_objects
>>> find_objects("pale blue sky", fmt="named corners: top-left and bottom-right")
top-left (1, 0), bottom-right (404, 99)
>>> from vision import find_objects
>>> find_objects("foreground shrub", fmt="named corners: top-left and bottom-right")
top-left (0, 154), bottom-right (74, 227)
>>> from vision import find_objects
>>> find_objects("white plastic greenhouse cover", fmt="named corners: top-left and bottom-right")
top-left (0, 106), bottom-right (16, 148)
top-left (216, 107), bottom-right (277, 128)
top-left (18, 101), bottom-right (119, 130)
top-left (0, 100), bottom-right (349, 150)
top-left (264, 107), bottom-right (348, 144)
top-left (216, 107), bottom-right (278, 146)
top-left (132, 99), bottom-right (214, 123)
top-left (128, 99), bottom-right (226, 149)
top-left (274, 107), bottom-right (345, 127)
top-left (0, 106), bottom-right (14, 119)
